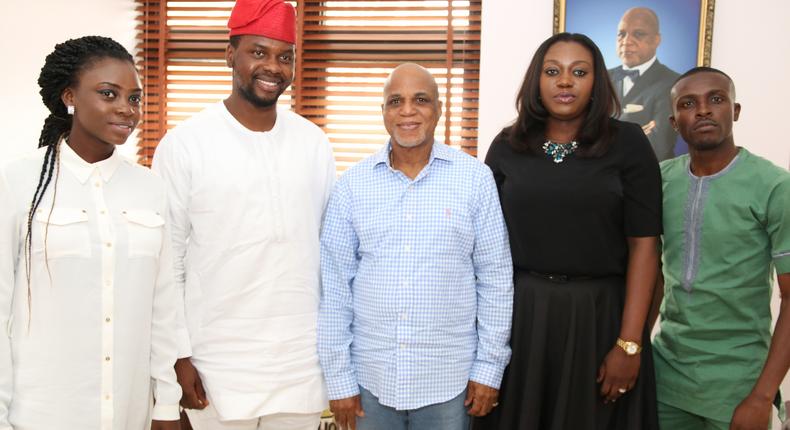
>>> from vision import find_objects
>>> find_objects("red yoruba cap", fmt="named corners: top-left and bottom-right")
top-left (228, 0), bottom-right (296, 44)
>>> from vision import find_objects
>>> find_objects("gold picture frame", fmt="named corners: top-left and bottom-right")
top-left (553, 0), bottom-right (715, 66)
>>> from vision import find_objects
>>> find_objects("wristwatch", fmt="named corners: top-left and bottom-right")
top-left (616, 338), bottom-right (642, 355)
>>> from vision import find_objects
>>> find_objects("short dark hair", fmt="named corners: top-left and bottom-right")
top-left (229, 35), bottom-right (241, 48)
top-left (672, 66), bottom-right (736, 101)
top-left (508, 32), bottom-right (620, 157)
top-left (673, 66), bottom-right (734, 87)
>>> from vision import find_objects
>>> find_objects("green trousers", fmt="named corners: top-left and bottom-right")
top-left (658, 401), bottom-right (730, 430)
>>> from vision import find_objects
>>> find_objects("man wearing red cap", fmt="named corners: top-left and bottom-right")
top-left (152, 0), bottom-right (334, 429)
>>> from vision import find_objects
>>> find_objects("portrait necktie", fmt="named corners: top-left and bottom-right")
top-left (615, 69), bottom-right (640, 97)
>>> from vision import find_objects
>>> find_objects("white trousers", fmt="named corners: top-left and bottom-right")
top-left (186, 403), bottom-right (322, 430)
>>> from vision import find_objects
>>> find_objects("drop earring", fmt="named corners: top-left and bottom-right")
top-left (67, 105), bottom-right (75, 115)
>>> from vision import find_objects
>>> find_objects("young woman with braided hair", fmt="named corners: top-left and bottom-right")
top-left (0, 36), bottom-right (181, 430)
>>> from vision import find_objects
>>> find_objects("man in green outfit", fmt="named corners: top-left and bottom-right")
top-left (651, 67), bottom-right (790, 430)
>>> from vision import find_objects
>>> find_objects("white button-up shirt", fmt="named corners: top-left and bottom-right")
top-left (0, 143), bottom-right (181, 430)
top-left (152, 102), bottom-right (335, 420)
top-left (622, 54), bottom-right (657, 96)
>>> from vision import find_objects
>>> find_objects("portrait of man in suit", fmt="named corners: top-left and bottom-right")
top-left (609, 7), bottom-right (680, 161)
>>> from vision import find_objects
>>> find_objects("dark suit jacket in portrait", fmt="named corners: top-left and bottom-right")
top-left (609, 60), bottom-right (680, 161)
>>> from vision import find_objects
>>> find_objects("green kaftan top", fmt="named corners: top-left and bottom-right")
top-left (654, 148), bottom-right (790, 422)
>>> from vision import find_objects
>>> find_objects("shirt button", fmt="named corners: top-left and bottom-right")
top-left (105, 394), bottom-right (111, 400)
top-left (105, 242), bottom-right (112, 248)
top-left (404, 244), bottom-right (411, 252)
top-left (100, 210), bottom-right (106, 215)
top-left (400, 313), bottom-right (407, 320)
top-left (105, 356), bottom-right (111, 362)
top-left (105, 317), bottom-right (111, 323)
top-left (400, 343), bottom-right (406, 349)
top-left (94, 182), bottom-right (101, 188)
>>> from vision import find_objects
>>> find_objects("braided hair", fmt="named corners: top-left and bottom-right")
top-left (25, 36), bottom-right (134, 320)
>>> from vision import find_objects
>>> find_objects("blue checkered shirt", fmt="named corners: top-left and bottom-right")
top-left (318, 141), bottom-right (513, 410)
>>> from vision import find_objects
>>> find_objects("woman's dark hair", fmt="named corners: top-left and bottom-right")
top-left (508, 32), bottom-right (620, 157)
top-left (25, 36), bottom-right (134, 317)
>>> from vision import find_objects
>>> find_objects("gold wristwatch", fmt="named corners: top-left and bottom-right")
top-left (616, 338), bottom-right (642, 356)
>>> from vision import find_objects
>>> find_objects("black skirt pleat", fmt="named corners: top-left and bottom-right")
top-left (473, 271), bottom-right (659, 430)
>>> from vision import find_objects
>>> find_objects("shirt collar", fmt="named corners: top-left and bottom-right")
top-left (686, 147), bottom-right (743, 180)
top-left (373, 139), bottom-right (451, 169)
top-left (60, 139), bottom-right (124, 184)
top-left (623, 55), bottom-right (657, 75)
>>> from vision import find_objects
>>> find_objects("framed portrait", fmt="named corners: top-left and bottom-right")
top-left (553, 0), bottom-right (716, 161)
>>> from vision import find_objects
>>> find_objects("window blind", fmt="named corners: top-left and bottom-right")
top-left (135, 0), bottom-right (481, 172)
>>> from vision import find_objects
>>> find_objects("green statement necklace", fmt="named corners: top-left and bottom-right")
top-left (542, 140), bottom-right (578, 163)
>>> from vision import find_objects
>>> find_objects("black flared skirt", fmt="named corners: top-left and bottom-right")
top-left (473, 270), bottom-right (659, 430)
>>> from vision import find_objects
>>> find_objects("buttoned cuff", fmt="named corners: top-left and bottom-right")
top-left (152, 403), bottom-right (181, 421)
top-left (326, 373), bottom-right (360, 401)
top-left (470, 360), bottom-right (505, 390)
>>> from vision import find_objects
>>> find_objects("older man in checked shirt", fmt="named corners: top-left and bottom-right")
top-left (317, 63), bottom-right (513, 430)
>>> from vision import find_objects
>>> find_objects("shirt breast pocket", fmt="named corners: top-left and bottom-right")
top-left (437, 204), bottom-right (474, 254)
top-left (33, 207), bottom-right (91, 258)
top-left (122, 209), bottom-right (165, 258)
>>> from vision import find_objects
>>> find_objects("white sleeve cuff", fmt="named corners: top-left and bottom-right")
top-left (151, 403), bottom-right (181, 421)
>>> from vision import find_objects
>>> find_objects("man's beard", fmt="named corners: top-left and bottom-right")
top-left (392, 129), bottom-right (429, 148)
top-left (238, 81), bottom-right (284, 108)
top-left (393, 137), bottom-right (425, 148)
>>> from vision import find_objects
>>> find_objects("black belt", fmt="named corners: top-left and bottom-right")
top-left (527, 271), bottom-right (596, 283)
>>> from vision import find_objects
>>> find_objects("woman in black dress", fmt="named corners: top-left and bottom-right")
top-left (474, 33), bottom-right (661, 429)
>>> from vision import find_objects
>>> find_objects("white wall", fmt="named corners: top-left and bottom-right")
top-left (0, 0), bottom-right (138, 162)
top-left (478, 1), bottom-right (554, 158)
top-left (480, 1), bottom-right (790, 425)
top-left (711, 1), bottom-right (790, 169)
